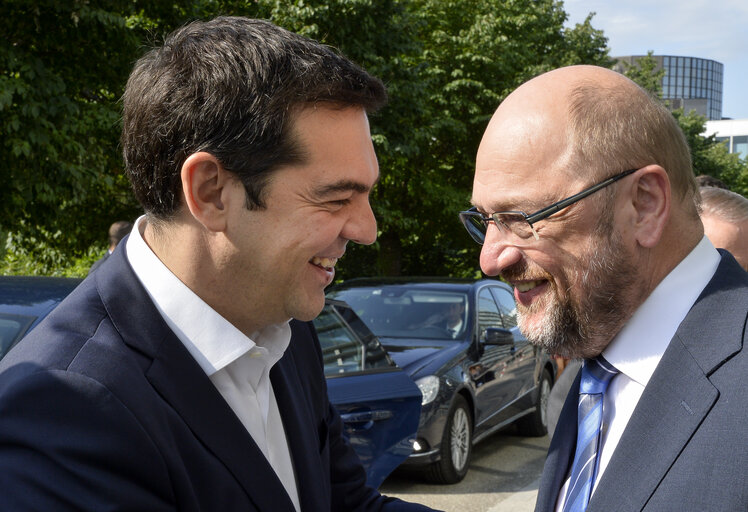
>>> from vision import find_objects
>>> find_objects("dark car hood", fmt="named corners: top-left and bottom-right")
top-left (379, 337), bottom-right (465, 377)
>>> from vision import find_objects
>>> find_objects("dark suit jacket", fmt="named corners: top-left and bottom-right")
top-left (87, 250), bottom-right (110, 274)
top-left (0, 247), bottom-right (434, 511)
top-left (535, 251), bottom-right (748, 512)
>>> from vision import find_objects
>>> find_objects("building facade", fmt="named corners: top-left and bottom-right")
top-left (704, 119), bottom-right (748, 160)
top-left (614, 55), bottom-right (724, 120)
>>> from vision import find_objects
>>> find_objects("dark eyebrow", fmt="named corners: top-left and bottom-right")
top-left (313, 178), bottom-right (377, 197)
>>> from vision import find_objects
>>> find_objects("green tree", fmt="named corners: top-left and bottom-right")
top-left (1, 1), bottom-right (144, 271)
top-left (672, 109), bottom-right (748, 195)
top-left (621, 50), bottom-right (665, 97)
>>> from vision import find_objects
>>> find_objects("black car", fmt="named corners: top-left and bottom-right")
top-left (327, 277), bottom-right (556, 483)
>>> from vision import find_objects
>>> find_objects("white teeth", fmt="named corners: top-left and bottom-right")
top-left (311, 257), bottom-right (338, 269)
top-left (516, 281), bottom-right (541, 293)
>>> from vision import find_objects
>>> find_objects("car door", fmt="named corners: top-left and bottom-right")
top-left (490, 285), bottom-right (537, 402)
top-left (469, 286), bottom-right (517, 431)
top-left (314, 300), bottom-right (422, 489)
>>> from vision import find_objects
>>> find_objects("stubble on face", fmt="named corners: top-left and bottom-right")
top-left (506, 208), bottom-right (644, 359)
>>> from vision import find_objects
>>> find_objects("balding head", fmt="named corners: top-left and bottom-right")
top-left (480, 65), bottom-right (697, 204)
top-left (469, 65), bottom-right (704, 359)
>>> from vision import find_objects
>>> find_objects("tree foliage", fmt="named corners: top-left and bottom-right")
top-left (2, 0), bottom-right (614, 277)
top-left (621, 50), bottom-right (665, 97)
top-left (672, 109), bottom-right (748, 195)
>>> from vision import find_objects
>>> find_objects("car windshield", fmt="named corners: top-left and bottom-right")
top-left (330, 287), bottom-right (470, 340)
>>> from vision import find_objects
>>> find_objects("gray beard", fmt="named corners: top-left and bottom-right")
top-left (517, 228), bottom-right (643, 359)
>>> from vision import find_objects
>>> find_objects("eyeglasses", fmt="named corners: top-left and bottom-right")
top-left (459, 168), bottom-right (637, 245)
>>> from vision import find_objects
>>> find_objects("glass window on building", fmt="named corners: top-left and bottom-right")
top-left (733, 136), bottom-right (748, 160)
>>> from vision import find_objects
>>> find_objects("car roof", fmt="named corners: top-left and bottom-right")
top-left (328, 276), bottom-right (509, 292)
top-left (0, 276), bottom-right (82, 319)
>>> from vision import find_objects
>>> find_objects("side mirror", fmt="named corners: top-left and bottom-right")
top-left (483, 327), bottom-right (514, 346)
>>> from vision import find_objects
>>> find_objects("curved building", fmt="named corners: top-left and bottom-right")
top-left (614, 55), bottom-right (724, 120)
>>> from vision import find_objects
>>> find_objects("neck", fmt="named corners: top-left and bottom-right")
top-left (142, 217), bottom-right (269, 337)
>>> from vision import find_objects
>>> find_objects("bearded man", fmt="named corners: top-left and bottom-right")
top-left (460, 65), bottom-right (748, 511)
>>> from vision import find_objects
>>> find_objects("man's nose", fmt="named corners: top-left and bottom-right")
top-left (344, 199), bottom-right (377, 246)
top-left (479, 224), bottom-right (523, 276)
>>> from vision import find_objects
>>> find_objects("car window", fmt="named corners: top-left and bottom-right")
top-left (477, 288), bottom-right (503, 339)
top-left (329, 288), bottom-right (469, 340)
top-left (490, 287), bottom-right (518, 328)
top-left (314, 304), bottom-right (394, 376)
top-left (0, 314), bottom-right (35, 359)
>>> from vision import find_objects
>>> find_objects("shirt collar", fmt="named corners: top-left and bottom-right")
top-left (602, 236), bottom-right (720, 387)
top-left (125, 215), bottom-right (291, 376)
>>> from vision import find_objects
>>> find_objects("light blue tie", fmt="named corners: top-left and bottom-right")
top-left (562, 356), bottom-right (619, 512)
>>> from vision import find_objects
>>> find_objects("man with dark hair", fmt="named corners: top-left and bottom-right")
top-left (461, 65), bottom-right (748, 511)
top-left (88, 220), bottom-right (133, 274)
top-left (0, 17), bottom-right (434, 512)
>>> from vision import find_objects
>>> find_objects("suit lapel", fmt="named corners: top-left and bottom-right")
top-left (589, 253), bottom-right (746, 511)
top-left (588, 337), bottom-right (718, 511)
top-left (535, 370), bottom-right (581, 512)
top-left (97, 248), bottom-right (295, 512)
top-left (147, 342), bottom-right (296, 512)
top-left (271, 325), bottom-right (329, 511)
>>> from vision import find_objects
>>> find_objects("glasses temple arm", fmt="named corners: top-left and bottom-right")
top-left (525, 169), bottom-right (637, 224)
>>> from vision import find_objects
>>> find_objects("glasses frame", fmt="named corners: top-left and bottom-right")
top-left (460, 168), bottom-right (638, 244)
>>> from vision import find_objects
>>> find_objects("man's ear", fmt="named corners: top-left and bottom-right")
top-left (180, 152), bottom-right (233, 232)
top-left (628, 165), bottom-right (671, 248)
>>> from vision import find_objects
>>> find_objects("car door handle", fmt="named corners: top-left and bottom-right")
top-left (340, 410), bottom-right (394, 423)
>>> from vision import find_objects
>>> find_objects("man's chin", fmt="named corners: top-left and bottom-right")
top-left (291, 296), bottom-right (326, 323)
top-left (517, 312), bottom-right (549, 344)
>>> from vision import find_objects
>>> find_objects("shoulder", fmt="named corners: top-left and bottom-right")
top-left (0, 275), bottom-right (153, 407)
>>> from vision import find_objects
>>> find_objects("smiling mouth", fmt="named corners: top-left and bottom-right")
top-left (310, 256), bottom-right (338, 272)
top-left (514, 280), bottom-right (546, 293)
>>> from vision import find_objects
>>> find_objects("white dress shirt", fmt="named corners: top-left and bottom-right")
top-left (555, 236), bottom-right (721, 511)
top-left (126, 216), bottom-right (300, 511)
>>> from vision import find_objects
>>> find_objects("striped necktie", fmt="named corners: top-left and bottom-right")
top-left (562, 356), bottom-right (619, 512)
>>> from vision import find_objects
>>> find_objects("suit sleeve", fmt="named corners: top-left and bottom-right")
top-left (301, 321), bottom-right (439, 512)
top-left (0, 365), bottom-right (174, 511)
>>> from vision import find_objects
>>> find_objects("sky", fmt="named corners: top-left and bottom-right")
top-left (563, 0), bottom-right (748, 119)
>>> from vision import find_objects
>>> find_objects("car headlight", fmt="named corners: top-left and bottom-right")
top-left (415, 375), bottom-right (440, 405)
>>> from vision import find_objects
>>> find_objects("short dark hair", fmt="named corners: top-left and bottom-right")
top-left (108, 221), bottom-right (133, 247)
top-left (122, 17), bottom-right (387, 219)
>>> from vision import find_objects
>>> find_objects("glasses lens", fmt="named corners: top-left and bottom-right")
top-left (493, 212), bottom-right (536, 240)
top-left (459, 211), bottom-right (486, 244)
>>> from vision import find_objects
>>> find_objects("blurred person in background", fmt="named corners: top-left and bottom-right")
top-left (699, 186), bottom-right (748, 271)
top-left (88, 220), bottom-right (133, 274)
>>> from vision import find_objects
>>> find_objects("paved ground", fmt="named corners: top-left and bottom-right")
top-left (380, 426), bottom-right (549, 512)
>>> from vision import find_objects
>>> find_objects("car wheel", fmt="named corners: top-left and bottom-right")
top-left (518, 368), bottom-right (552, 437)
top-left (427, 395), bottom-right (472, 484)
